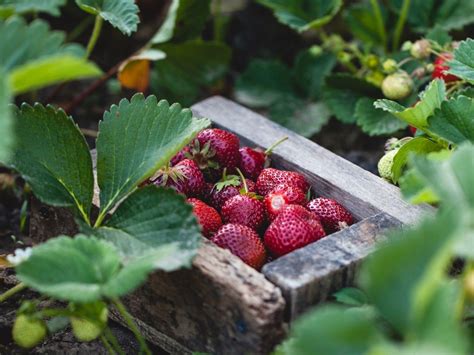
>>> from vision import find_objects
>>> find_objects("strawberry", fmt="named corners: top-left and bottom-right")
top-left (432, 53), bottom-right (459, 83)
top-left (208, 170), bottom-right (256, 211)
top-left (264, 205), bottom-right (325, 257)
top-left (256, 168), bottom-right (309, 196)
top-left (381, 71), bottom-right (413, 100)
top-left (264, 183), bottom-right (306, 221)
top-left (221, 170), bottom-right (265, 231)
top-left (239, 137), bottom-right (288, 180)
top-left (211, 224), bottom-right (266, 269)
top-left (187, 198), bottom-right (222, 238)
top-left (306, 198), bottom-right (353, 233)
top-left (151, 159), bottom-right (206, 198)
top-left (409, 125), bottom-right (417, 135)
top-left (170, 146), bottom-right (190, 166)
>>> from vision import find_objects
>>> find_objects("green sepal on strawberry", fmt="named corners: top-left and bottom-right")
top-left (187, 198), bottom-right (222, 238)
top-left (306, 198), bottom-right (353, 233)
top-left (264, 205), bottom-right (326, 257)
top-left (264, 183), bottom-right (307, 221)
top-left (211, 223), bottom-right (267, 269)
top-left (208, 169), bottom-right (257, 210)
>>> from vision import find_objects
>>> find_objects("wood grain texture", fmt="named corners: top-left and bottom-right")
top-left (262, 213), bottom-right (402, 321)
top-left (191, 96), bottom-right (434, 224)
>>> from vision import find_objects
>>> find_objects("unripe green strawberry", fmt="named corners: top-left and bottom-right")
top-left (12, 314), bottom-right (47, 348)
top-left (382, 59), bottom-right (397, 74)
top-left (378, 150), bottom-right (398, 182)
top-left (381, 72), bottom-right (413, 100)
top-left (71, 307), bottom-right (108, 342)
top-left (410, 39), bottom-right (431, 59)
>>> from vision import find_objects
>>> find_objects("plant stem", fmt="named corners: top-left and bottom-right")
top-left (100, 334), bottom-right (115, 355)
top-left (213, 0), bottom-right (224, 42)
top-left (369, 0), bottom-right (387, 52)
top-left (68, 16), bottom-right (95, 42)
top-left (104, 327), bottom-right (126, 355)
top-left (0, 283), bottom-right (26, 303)
top-left (86, 15), bottom-right (103, 58)
top-left (393, 0), bottom-right (411, 51)
top-left (264, 136), bottom-right (288, 155)
top-left (112, 299), bottom-right (151, 355)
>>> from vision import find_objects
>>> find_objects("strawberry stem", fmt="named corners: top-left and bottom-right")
top-left (264, 136), bottom-right (288, 155)
top-left (236, 168), bottom-right (248, 194)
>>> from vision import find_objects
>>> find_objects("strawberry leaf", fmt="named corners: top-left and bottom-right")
top-left (76, 0), bottom-right (139, 36)
top-left (9, 55), bottom-right (101, 95)
top-left (428, 95), bottom-right (474, 145)
top-left (93, 187), bottom-right (201, 271)
top-left (345, 2), bottom-right (387, 46)
top-left (355, 97), bottom-right (408, 136)
top-left (0, 0), bottom-right (66, 17)
top-left (0, 69), bottom-right (12, 162)
top-left (256, 0), bottom-right (342, 33)
top-left (447, 38), bottom-right (474, 83)
top-left (374, 79), bottom-right (446, 130)
top-left (2, 104), bottom-right (94, 224)
top-left (96, 94), bottom-right (209, 218)
top-left (151, 0), bottom-right (211, 44)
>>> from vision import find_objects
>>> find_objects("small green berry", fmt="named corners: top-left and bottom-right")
top-left (12, 314), bottom-right (47, 349)
top-left (365, 54), bottom-right (379, 69)
top-left (410, 39), bottom-right (431, 59)
top-left (378, 150), bottom-right (398, 183)
top-left (381, 72), bottom-right (413, 100)
top-left (382, 59), bottom-right (397, 74)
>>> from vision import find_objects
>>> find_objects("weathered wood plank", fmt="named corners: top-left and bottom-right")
top-left (262, 213), bottom-right (402, 321)
top-left (191, 96), bottom-right (434, 224)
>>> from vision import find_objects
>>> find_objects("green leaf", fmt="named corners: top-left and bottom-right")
top-left (0, 17), bottom-right (84, 72)
top-left (270, 98), bottom-right (330, 137)
top-left (96, 94), bottom-right (209, 218)
top-left (447, 38), bottom-right (474, 83)
top-left (358, 211), bottom-right (456, 333)
top-left (0, 68), bottom-right (12, 162)
top-left (344, 2), bottom-right (387, 46)
top-left (425, 26), bottom-right (452, 46)
top-left (152, 41), bottom-right (231, 106)
top-left (16, 235), bottom-right (167, 302)
top-left (151, 0), bottom-right (211, 44)
top-left (9, 55), bottom-right (101, 95)
top-left (355, 97), bottom-right (408, 136)
top-left (323, 74), bottom-right (380, 124)
top-left (16, 235), bottom-right (121, 302)
top-left (234, 59), bottom-right (293, 108)
top-left (75, 0), bottom-right (139, 36)
top-left (93, 187), bottom-right (201, 272)
top-left (428, 95), bottom-right (474, 145)
top-left (391, 136), bottom-right (443, 182)
top-left (333, 288), bottom-right (368, 306)
top-left (2, 104), bottom-right (93, 224)
top-left (292, 51), bottom-right (336, 100)
top-left (0, 0), bottom-right (66, 17)
top-left (374, 79), bottom-right (446, 130)
top-left (399, 168), bottom-right (439, 204)
top-left (434, 0), bottom-right (474, 31)
top-left (256, 0), bottom-right (342, 33)
top-left (283, 305), bottom-right (382, 355)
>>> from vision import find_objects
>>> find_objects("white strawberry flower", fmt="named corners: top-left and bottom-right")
top-left (7, 247), bottom-right (32, 266)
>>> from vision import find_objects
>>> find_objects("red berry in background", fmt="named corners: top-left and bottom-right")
top-left (170, 146), bottom-right (190, 166)
top-left (187, 198), bottom-right (222, 238)
top-left (212, 224), bottom-right (267, 269)
top-left (196, 128), bottom-right (241, 171)
top-left (306, 198), bottom-right (354, 234)
top-left (239, 137), bottom-right (288, 180)
top-left (409, 125), bottom-right (417, 135)
top-left (221, 195), bottom-right (266, 231)
top-left (432, 53), bottom-right (459, 83)
top-left (209, 174), bottom-right (256, 211)
top-left (264, 205), bottom-right (325, 257)
top-left (256, 168), bottom-right (309, 196)
top-left (152, 159), bottom-right (206, 198)
top-left (264, 183), bottom-right (307, 221)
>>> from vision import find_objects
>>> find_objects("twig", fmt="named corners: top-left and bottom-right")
top-left (0, 282), bottom-right (26, 303)
top-left (81, 128), bottom-right (99, 138)
top-left (393, 0), bottom-right (411, 51)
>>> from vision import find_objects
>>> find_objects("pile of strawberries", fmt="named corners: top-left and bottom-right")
top-left (148, 128), bottom-right (354, 270)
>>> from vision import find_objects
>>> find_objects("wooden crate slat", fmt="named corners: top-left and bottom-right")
top-left (191, 96), bottom-right (434, 224)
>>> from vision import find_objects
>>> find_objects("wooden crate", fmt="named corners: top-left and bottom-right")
top-left (30, 96), bottom-right (433, 354)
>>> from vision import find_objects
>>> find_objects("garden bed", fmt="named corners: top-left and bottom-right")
top-left (28, 97), bottom-right (432, 354)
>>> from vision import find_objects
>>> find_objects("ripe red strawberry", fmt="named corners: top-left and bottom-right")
top-left (170, 146), bottom-right (190, 166)
top-left (264, 205), bottom-right (325, 257)
top-left (208, 170), bottom-right (256, 211)
top-left (211, 224), bottom-right (266, 269)
top-left (152, 159), bottom-right (206, 198)
top-left (256, 168), bottom-right (309, 196)
top-left (239, 137), bottom-right (288, 180)
top-left (221, 194), bottom-right (265, 231)
top-left (264, 183), bottom-right (307, 221)
top-left (409, 125), bottom-right (417, 135)
top-left (187, 198), bottom-right (222, 238)
top-left (432, 53), bottom-right (459, 83)
top-left (306, 198), bottom-right (354, 233)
